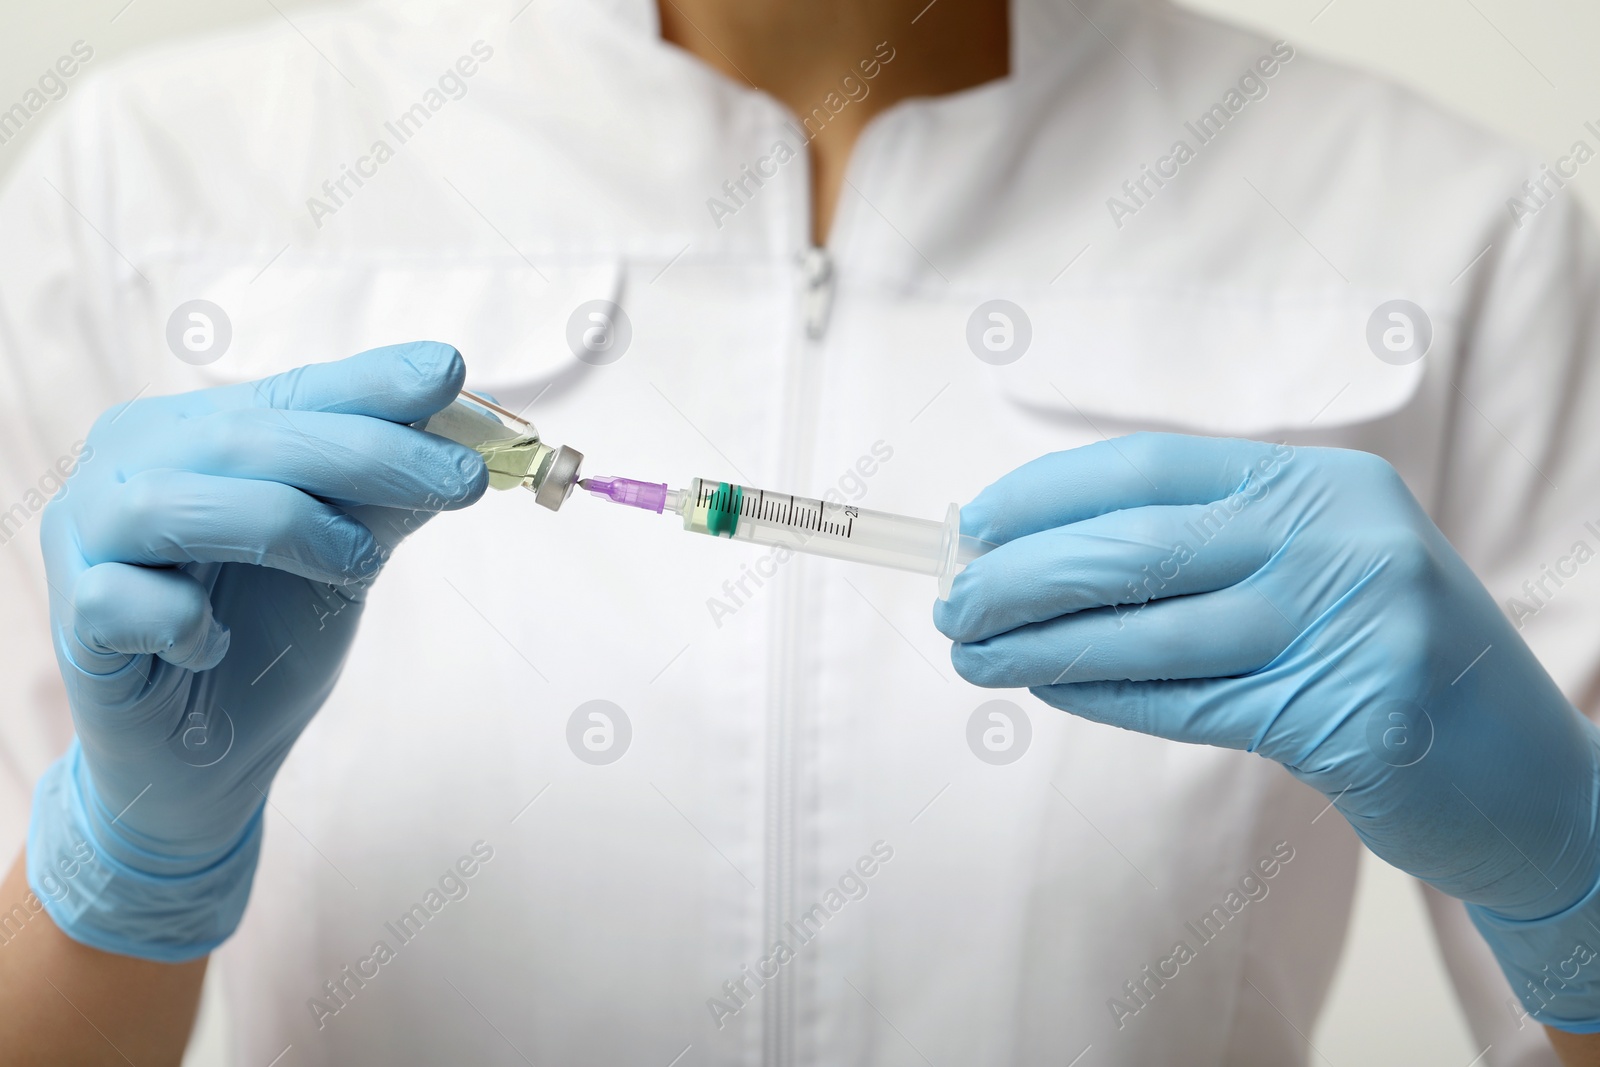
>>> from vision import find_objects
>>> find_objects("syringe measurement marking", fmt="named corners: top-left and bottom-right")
top-left (702, 482), bottom-right (854, 538)
top-left (765, 493), bottom-right (849, 536)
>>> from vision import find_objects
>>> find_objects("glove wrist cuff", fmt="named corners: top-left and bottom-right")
top-left (1470, 870), bottom-right (1600, 1034)
top-left (26, 743), bottom-right (263, 963)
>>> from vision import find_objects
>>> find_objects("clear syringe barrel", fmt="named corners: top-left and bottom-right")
top-left (677, 478), bottom-right (989, 598)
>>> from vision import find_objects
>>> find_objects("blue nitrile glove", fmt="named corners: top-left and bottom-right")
top-left (933, 434), bottom-right (1600, 1031)
top-left (28, 341), bottom-right (487, 961)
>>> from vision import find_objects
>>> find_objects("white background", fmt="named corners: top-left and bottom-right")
top-left (1, 1), bottom-right (1596, 1063)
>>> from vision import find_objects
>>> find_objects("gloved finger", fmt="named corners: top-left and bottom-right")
top-left (206, 341), bottom-right (466, 424)
top-left (962, 434), bottom-right (1295, 545)
top-left (79, 469), bottom-right (381, 584)
top-left (949, 582), bottom-right (1299, 688)
top-left (934, 501), bottom-right (1273, 643)
top-left (344, 502), bottom-right (439, 559)
top-left (167, 408), bottom-right (486, 511)
top-left (1028, 676), bottom-right (1262, 751)
top-left (71, 563), bottom-right (231, 672)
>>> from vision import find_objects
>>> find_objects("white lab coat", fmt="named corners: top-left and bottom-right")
top-left (0, 0), bottom-right (1593, 1063)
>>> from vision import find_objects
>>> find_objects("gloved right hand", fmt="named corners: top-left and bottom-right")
top-left (28, 341), bottom-right (487, 961)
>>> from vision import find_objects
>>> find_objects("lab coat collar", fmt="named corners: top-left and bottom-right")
top-left (587, 0), bottom-right (1149, 86)
top-left (593, 0), bottom-right (660, 36)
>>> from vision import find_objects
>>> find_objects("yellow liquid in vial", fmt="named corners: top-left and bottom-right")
top-left (474, 435), bottom-right (551, 491)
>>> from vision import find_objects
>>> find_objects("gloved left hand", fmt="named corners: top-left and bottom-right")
top-left (934, 433), bottom-right (1600, 1031)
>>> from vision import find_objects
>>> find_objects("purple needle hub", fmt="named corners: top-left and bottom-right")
top-left (579, 476), bottom-right (669, 514)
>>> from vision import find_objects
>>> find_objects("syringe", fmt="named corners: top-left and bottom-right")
top-left (579, 475), bottom-right (995, 599)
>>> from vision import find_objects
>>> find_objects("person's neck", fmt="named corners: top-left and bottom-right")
top-left (658, 0), bottom-right (1010, 245)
